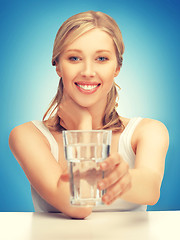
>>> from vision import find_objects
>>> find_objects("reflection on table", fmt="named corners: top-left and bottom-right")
top-left (0, 211), bottom-right (180, 240)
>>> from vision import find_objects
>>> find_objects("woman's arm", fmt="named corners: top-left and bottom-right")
top-left (9, 122), bottom-right (92, 218)
top-left (123, 119), bottom-right (169, 205)
top-left (98, 119), bottom-right (169, 205)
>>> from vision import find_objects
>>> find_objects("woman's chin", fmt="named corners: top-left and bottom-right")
top-left (75, 100), bottom-right (96, 109)
top-left (78, 103), bottom-right (94, 108)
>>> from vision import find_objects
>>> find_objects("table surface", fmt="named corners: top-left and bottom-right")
top-left (0, 211), bottom-right (179, 240)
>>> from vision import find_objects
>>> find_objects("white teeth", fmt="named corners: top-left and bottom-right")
top-left (77, 84), bottom-right (99, 90)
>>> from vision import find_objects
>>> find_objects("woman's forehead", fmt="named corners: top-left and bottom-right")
top-left (64, 28), bottom-right (115, 53)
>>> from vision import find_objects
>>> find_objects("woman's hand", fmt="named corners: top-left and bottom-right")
top-left (98, 152), bottom-right (132, 205)
top-left (58, 92), bottom-right (92, 130)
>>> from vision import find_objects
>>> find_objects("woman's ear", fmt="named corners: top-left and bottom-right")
top-left (56, 64), bottom-right (62, 78)
top-left (114, 65), bottom-right (120, 77)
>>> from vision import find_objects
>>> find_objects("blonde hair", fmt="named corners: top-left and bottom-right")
top-left (43, 10), bottom-right (125, 132)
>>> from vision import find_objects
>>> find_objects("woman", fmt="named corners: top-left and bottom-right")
top-left (9, 11), bottom-right (169, 218)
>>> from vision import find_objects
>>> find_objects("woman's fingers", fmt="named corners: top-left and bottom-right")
top-left (100, 152), bottom-right (122, 171)
top-left (98, 153), bottom-right (129, 189)
top-left (98, 160), bottom-right (129, 190)
top-left (97, 152), bottom-right (132, 205)
top-left (102, 173), bottom-right (132, 204)
top-left (60, 119), bottom-right (67, 129)
top-left (57, 91), bottom-right (92, 130)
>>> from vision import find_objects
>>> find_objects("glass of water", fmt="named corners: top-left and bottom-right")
top-left (62, 130), bottom-right (112, 207)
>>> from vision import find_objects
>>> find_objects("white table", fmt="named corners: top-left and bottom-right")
top-left (0, 211), bottom-right (179, 240)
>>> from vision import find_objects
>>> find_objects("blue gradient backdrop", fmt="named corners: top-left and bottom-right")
top-left (0, 0), bottom-right (179, 211)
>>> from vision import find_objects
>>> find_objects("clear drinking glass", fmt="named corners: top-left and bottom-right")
top-left (62, 130), bottom-right (112, 207)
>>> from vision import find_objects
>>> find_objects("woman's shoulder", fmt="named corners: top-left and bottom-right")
top-left (134, 118), bottom-right (169, 146)
top-left (121, 116), bottom-right (168, 134)
top-left (10, 121), bottom-right (40, 137)
top-left (119, 116), bottom-right (169, 149)
top-left (137, 118), bottom-right (168, 134)
top-left (9, 121), bottom-right (50, 150)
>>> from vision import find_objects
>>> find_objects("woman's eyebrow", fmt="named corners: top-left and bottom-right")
top-left (96, 50), bottom-right (111, 53)
top-left (65, 49), bottom-right (112, 53)
top-left (65, 49), bottom-right (82, 53)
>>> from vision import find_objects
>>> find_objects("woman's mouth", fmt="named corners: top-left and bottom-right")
top-left (75, 82), bottom-right (101, 94)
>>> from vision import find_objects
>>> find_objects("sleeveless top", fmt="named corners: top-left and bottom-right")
top-left (31, 117), bottom-right (147, 212)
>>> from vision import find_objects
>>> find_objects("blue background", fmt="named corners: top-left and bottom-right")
top-left (0, 0), bottom-right (179, 211)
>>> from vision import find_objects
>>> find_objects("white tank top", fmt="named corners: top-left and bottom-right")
top-left (31, 117), bottom-right (147, 212)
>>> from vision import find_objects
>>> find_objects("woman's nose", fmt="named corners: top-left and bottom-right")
top-left (80, 61), bottom-right (96, 78)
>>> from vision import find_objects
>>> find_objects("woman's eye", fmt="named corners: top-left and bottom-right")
top-left (69, 56), bottom-right (80, 61)
top-left (97, 57), bottom-right (109, 62)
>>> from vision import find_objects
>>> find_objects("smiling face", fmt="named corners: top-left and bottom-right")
top-left (56, 28), bottom-right (120, 108)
